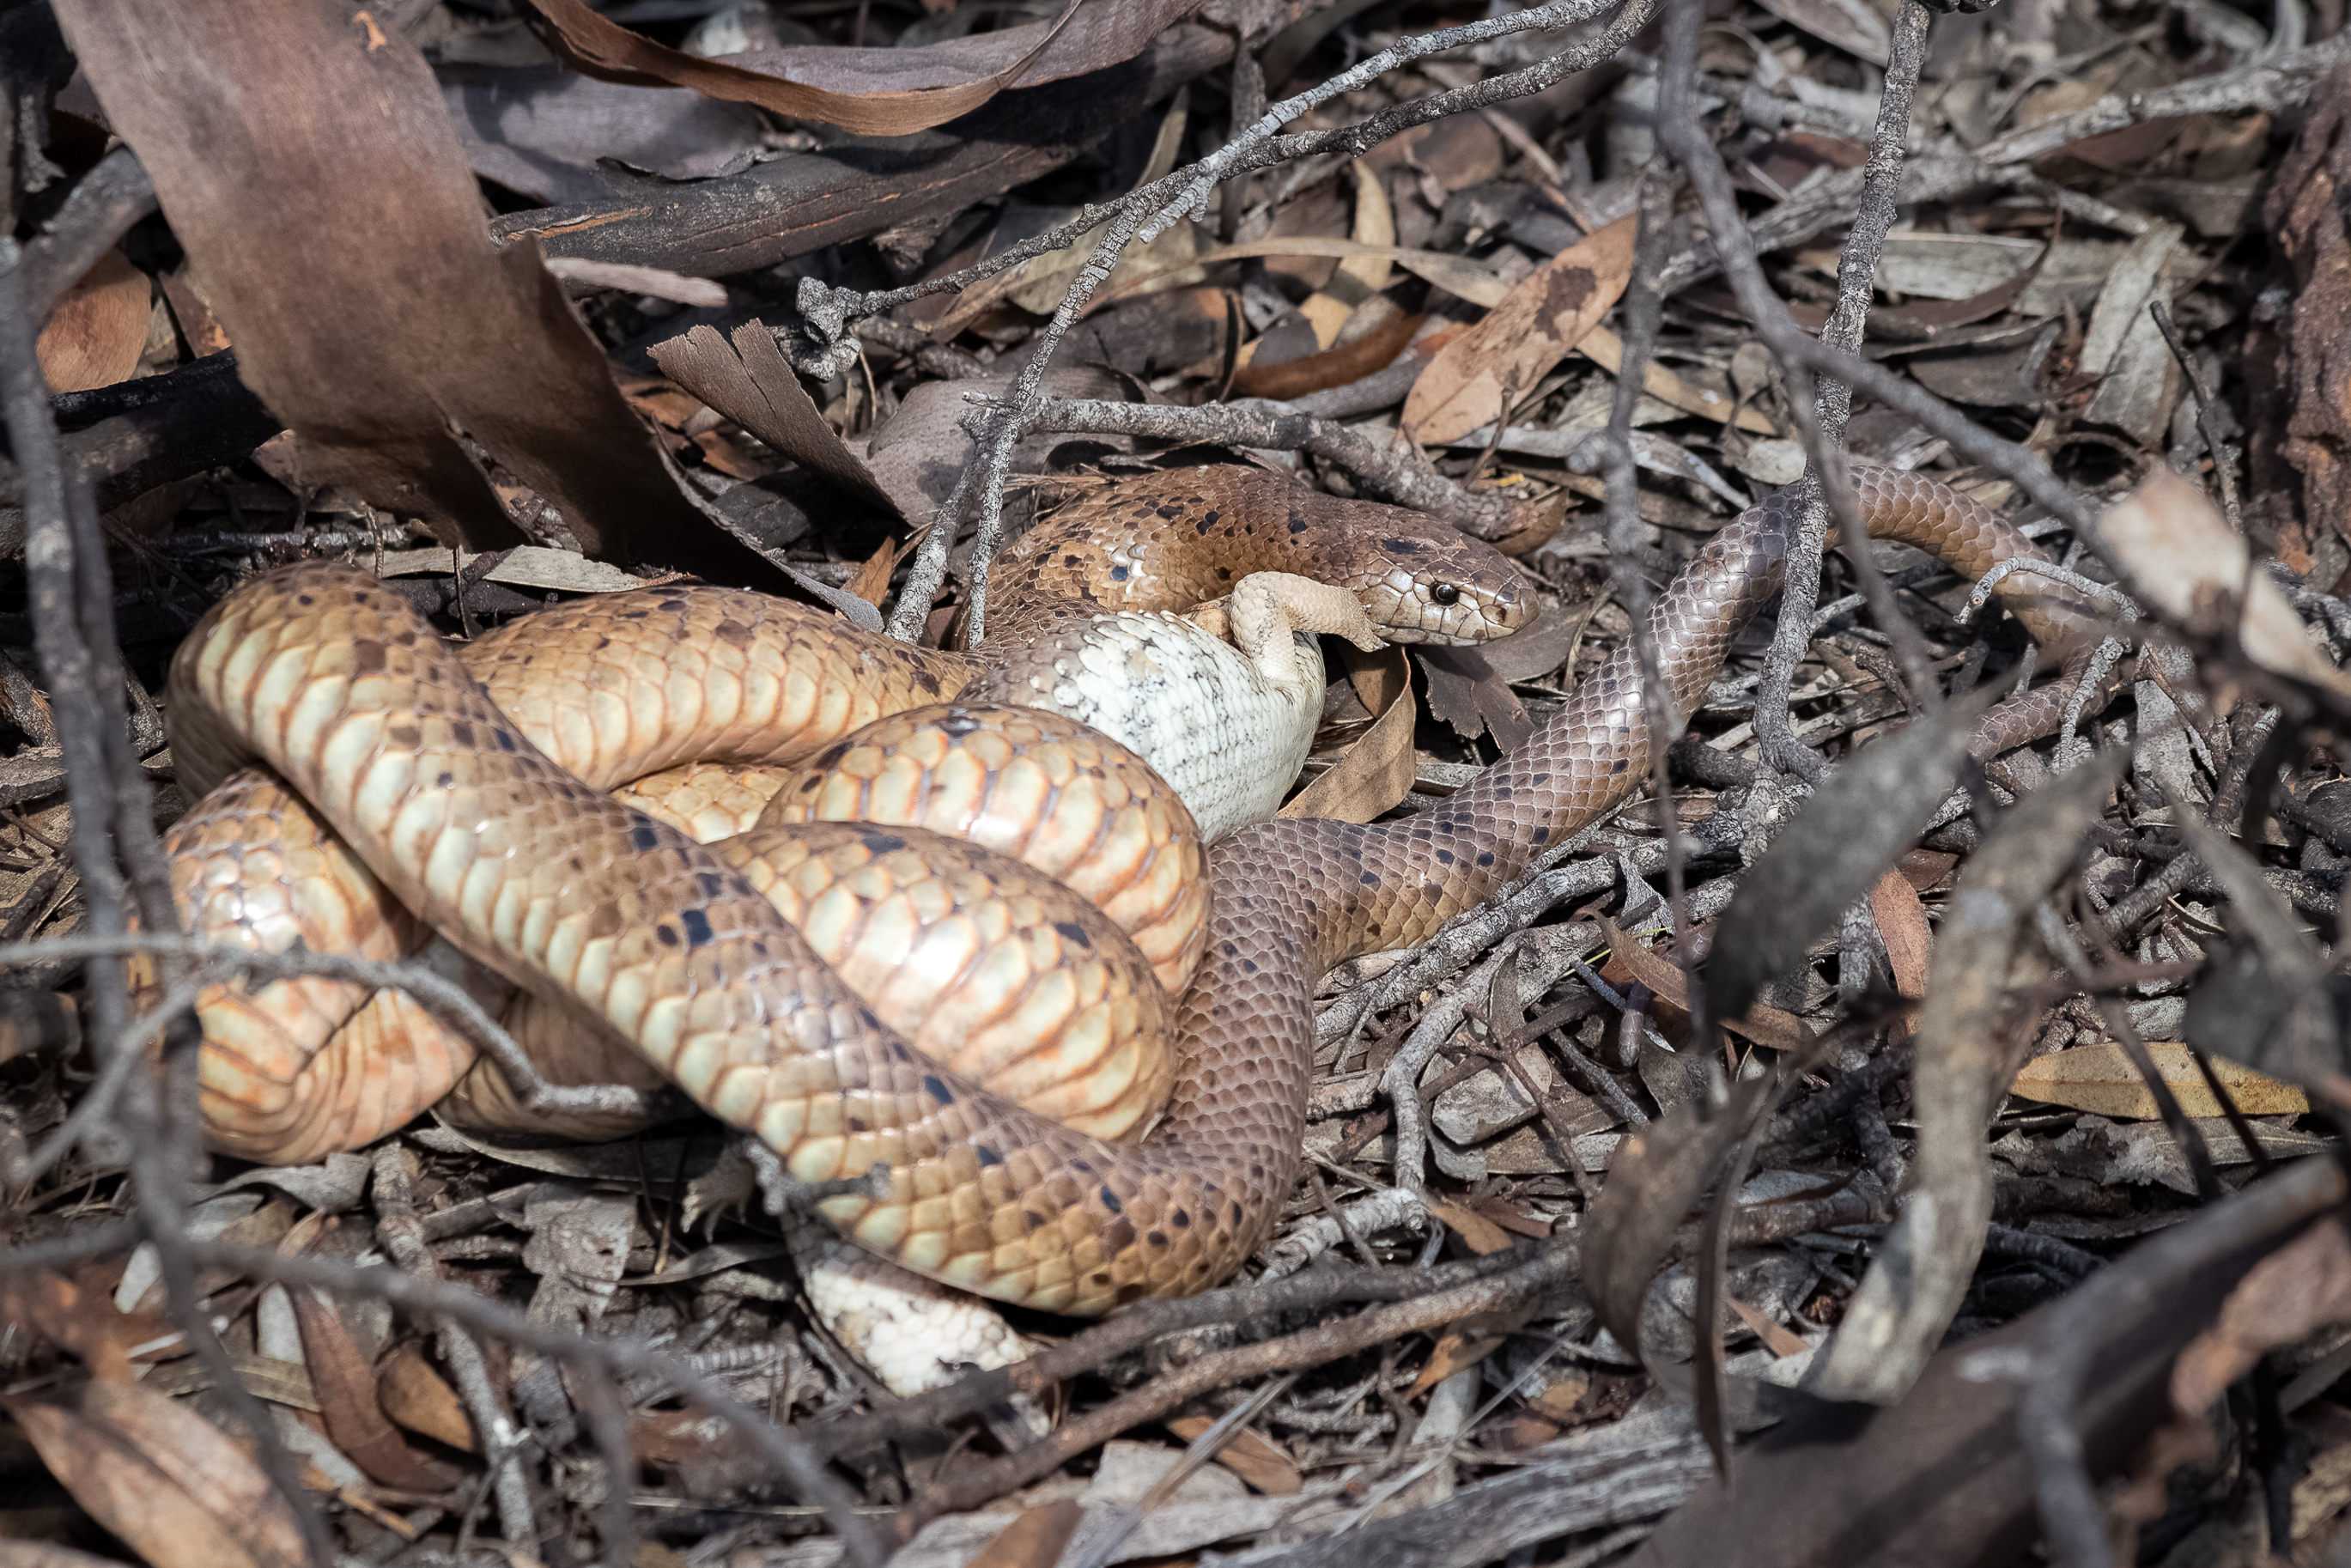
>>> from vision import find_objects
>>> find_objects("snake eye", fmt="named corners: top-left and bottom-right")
top-left (1431, 583), bottom-right (1461, 606)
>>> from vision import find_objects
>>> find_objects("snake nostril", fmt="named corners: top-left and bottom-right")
top-left (1432, 583), bottom-right (1461, 606)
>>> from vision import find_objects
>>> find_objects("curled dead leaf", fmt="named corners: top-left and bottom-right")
top-left (1280, 646), bottom-right (1415, 824)
top-left (511, 0), bottom-right (1195, 138)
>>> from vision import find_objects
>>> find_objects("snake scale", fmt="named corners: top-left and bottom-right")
top-left (163, 464), bottom-right (2093, 1315)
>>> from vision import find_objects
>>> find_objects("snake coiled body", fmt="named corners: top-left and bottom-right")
top-left (165, 466), bottom-right (2093, 1315)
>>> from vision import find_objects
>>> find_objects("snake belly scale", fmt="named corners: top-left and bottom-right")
top-left (163, 465), bottom-right (2090, 1316)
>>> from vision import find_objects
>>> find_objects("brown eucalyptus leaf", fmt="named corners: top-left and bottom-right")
top-left (1281, 646), bottom-right (1414, 824)
top-left (1163, 1418), bottom-right (1303, 1496)
top-left (6, 1382), bottom-right (309, 1568)
top-left (2172, 1216), bottom-right (2351, 1421)
top-left (963, 1500), bottom-right (1085, 1568)
top-left (512, 0), bottom-right (1200, 138)
top-left (1868, 869), bottom-right (1933, 1001)
top-left (1411, 1331), bottom-right (1510, 1393)
top-left (1229, 308), bottom-right (1421, 399)
top-left (2008, 1042), bottom-right (2310, 1120)
top-left (289, 1285), bottom-right (450, 1491)
top-left (375, 1344), bottom-right (477, 1454)
top-left (36, 248), bottom-right (149, 395)
top-left (1404, 215), bottom-right (1637, 446)
top-left (1423, 1196), bottom-right (1516, 1255)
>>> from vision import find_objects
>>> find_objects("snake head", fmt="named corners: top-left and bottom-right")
top-left (1348, 523), bottom-right (1533, 646)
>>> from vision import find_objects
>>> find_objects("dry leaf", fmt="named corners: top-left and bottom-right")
top-left (2174, 1216), bottom-right (2351, 1420)
top-left (289, 1284), bottom-right (449, 1490)
top-left (1228, 308), bottom-right (1421, 400)
top-left (1468, 1196), bottom-right (1553, 1239)
top-left (511, 0), bottom-right (1195, 138)
top-left (1164, 1417), bottom-right (1303, 1496)
top-left (1751, 0), bottom-right (1891, 63)
top-left (1576, 325), bottom-right (1779, 434)
top-left (374, 545), bottom-right (647, 595)
top-left (37, 248), bottom-right (149, 395)
top-left (6, 1382), bottom-right (309, 1568)
top-left (2122, 1216), bottom-right (2351, 1506)
top-left (2008, 1042), bottom-right (2310, 1119)
top-left (374, 1344), bottom-right (477, 1453)
top-left (1404, 216), bottom-right (1637, 446)
top-left (1896, 848), bottom-right (1959, 893)
top-left (649, 322), bottom-right (902, 519)
top-left (1412, 1331), bottom-right (1507, 1393)
top-left (57, 0), bottom-right (786, 584)
top-left (847, 535), bottom-right (903, 609)
top-left (963, 1499), bottom-right (1085, 1568)
top-left (156, 261), bottom-right (231, 358)
top-left (1280, 646), bottom-right (1415, 824)
top-left (2102, 471), bottom-right (2351, 701)
top-left (1496, 1413), bottom-right (1563, 1449)
top-left (1868, 869), bottom-right (1932, 1001)
top-left (1602, 920), bottom-right (1813, 1052)
top-left (1418, 644), bottom-right (1532, 751)
top-left (1297, 161), bottom-right (1396, 348)
top-left (1423, 1196), bottom-right (1516, 1255)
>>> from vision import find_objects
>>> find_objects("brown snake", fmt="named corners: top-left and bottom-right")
top-left (164, 465), bottom-right (2096, 1316)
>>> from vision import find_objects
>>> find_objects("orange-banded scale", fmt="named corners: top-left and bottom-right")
top-left (440, 821), bottom-right (1174, 1147)
top-left (756, 704), bottom-right (1206, 994)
